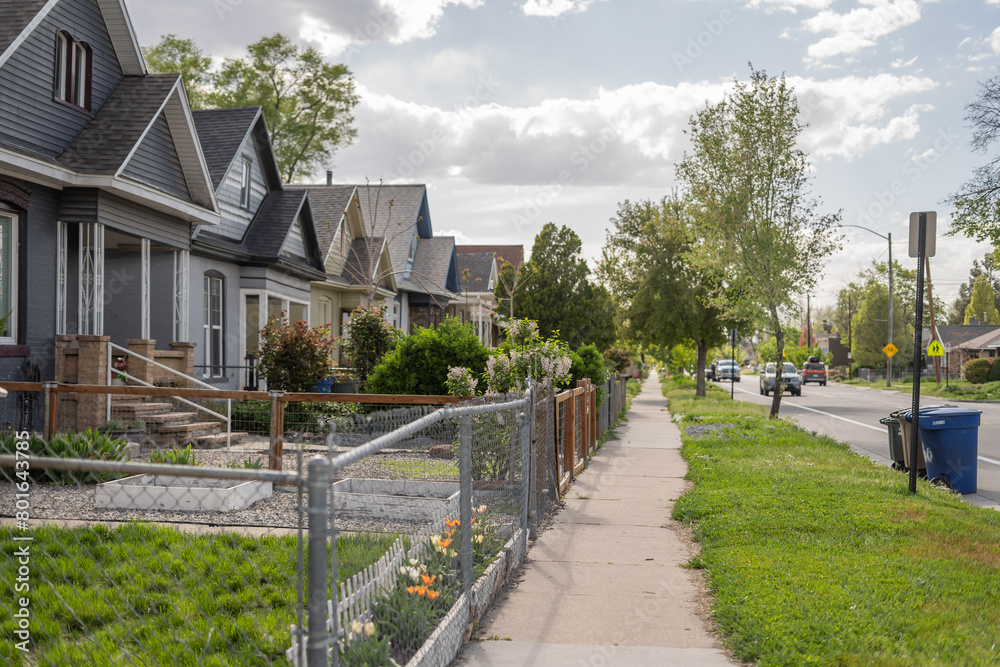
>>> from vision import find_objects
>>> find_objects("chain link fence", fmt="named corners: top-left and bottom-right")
top-left (1, 375), bottom-right (629, 666)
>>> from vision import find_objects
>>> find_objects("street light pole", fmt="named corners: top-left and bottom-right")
top-left (839, 225), bottom-right (893, 388)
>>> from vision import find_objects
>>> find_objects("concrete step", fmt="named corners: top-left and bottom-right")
top-left (155, 421), bottom-right (223, 435)
top-left (142, 412), bottom-right (199, 425)
top-left (112, 401), bottom-right (176, 416)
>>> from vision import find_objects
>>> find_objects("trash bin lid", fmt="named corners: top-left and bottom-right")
top-left (904, 406), bottom-right (981, 430)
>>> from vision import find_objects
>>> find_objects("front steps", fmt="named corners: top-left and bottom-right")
top-left (111, 398), bottom-right (249, 448)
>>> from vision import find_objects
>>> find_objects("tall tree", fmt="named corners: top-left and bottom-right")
top-left (677, 67), bottom-right (841, 417)
top-left (947, 77), bottom-right (1000, 245)
top-left (208, 34), bottom-right (358, 183)
top-left (598, 196), bottom-right (729, 396)
top-left (851, 281), bottom-right (914, 369)
top-left (948, 255), bottom-right (1000, 324)
top-left (516, 223), bottom-right (616, 351)
top-left (964, 277), bottom-right (1000, 324)
top-left (142, 35), bottom-right (213, 108)
top-left (494, 260), bottom-right (533, 319)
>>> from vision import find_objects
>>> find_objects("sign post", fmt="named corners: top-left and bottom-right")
top-left (730, 328), bottom-right (737, 399)
top-left (907, 212), bottom-right (936, 494)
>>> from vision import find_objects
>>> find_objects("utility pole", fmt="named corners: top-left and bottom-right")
top-left (887, 232), bottom-right (893, 388)
top-left (926, 257), bottom-right (941, 383)
top-left (807, 295), bottom-right (812, 348)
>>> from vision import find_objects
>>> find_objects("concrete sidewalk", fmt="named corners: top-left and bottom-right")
top-left (454, 374), bottom-right (739, 667)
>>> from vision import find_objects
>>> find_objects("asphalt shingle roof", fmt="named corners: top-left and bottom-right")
top-left (411, 236), bottom-right (456, 297)
top-left (457, 252), bottom-right (494, 291)
top-left (353, 184), bottom-right (428, 274)
top-left (936, 324), bottom-right (1000, 348)
top-left (243, 189), bottom-right (307, 258)
top-left (57, 75), bottom-right (179, 174)
top-left (296, 185), bottom-right (356, 253)
top-left (192, 107), bottom-right (260, 189)
top-left (457, 244), bottom-right (523, 270)
top-left (0, 0), bottom-right (48, 55)
top-left (342, 236), bottom-right (384, 286)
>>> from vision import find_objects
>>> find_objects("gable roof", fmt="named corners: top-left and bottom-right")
top-left (457, 244), bottom-right (523, 270)
top-left (410, 236), bottom-right (458, 297)
top-left (354, 184), bottom-right (431, 278)
top-left (0, 0), bottom-right (145, 74)
top-left (297, 184), bottom-right (357, 254)
top-left (936, 324), bottom-right (1000, 349)
top-left (457, 252), bottom-right (495, 293)
top-left (240, 189), bottom-right (324, 278)
top-left (191, 107), bottom-right (263, 190)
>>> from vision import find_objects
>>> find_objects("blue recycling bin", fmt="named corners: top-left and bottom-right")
top-left (905, 407), bottom-right (982, 494)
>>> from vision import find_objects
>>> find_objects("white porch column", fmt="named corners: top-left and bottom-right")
top-left (173, 249), bottom-right (189, 342)
top-left (78, 222), bottom-right (104, 335)
top-left (140, 238), bottom-right (150, 339)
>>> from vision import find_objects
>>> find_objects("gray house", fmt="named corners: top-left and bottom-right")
top-left (0, 0), bottom-right (220, 428)
top-left (190, 107), bottom-right (326, 387)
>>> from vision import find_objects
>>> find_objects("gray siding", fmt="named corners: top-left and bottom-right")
top-left (0, 181), bottom-right (59, 431)
top-left (280, 214), bottom-right (306, 259)
top-left (0, 0), bottom-right (124, 157)
top-left (121, 112), bottom-right (191, 201)
top-left (188, 255), bottom-right (241, 378)
top-left (58, 187), bottom-right (98, 222)
top-left (149, 250), bottom-right (174, 344)
top-left (102, 246), bottom-right (142, 346)
top-left (97, 192), bottom-right (190, 248)
top-left (215, 137), bottom-right (268, 241)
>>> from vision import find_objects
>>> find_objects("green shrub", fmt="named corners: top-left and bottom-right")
top-left (569, 343), bottom-right (608, 404)
top-left (987, 357), bottom-right (1000, 383)
top-left (339, 305), bottom-right (403, 389)
top-left (0, 429), bottom-right (130, 483)
top-left (365, 318), bottom-right (489, 395)
top-left (603, 346), bottom-right (632, 372)
top-left (255, 315), bottom-right (334, 392)
top-left (963, 357), bottom-right (993, 384)
top-left (227, 455), bottom-right (264, 469)
top-left (150, 444), bottom-right (198, 466)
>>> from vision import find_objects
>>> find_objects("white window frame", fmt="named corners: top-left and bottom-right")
top-left (0, 212), bottom-right (18, 345)
top-left (239, 289), bottom-right (310, 365)
top-left (240, 160), bottom-right (251, 209)
top-left (204, 274), bottom-right (224, 378)
top-left (55, 31), bottom-right (70, 102)
top-left (318, 296), bottom-right (332, 327)
top-left (72, 40), bottom-right (88, 108)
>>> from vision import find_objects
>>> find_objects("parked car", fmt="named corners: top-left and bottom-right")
top-left (760, 361), bottom-right (801, 396)
top-left (714, 359), bottom-right (741, 382)
top-left (802, 357), bottom-right (827, 386)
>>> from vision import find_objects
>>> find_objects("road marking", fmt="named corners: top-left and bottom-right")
top-left (734, 386), bottom-right (1000, 467)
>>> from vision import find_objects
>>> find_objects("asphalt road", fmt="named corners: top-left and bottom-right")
top-left (713, 377), bottom-right (1000, 511)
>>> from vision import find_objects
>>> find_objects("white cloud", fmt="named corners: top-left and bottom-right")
top-left (331, 74), bottom-right (939, 188)
top-left (890, 55), bottom-right (918, 67)
top-left (803, 0), bottom-right (922, 61)
top-left (298, 0), bottom-right (482, 57)
top-left (521, 0), bottom-right (600, 18)
top-left (745, 0), bottom-right (833, 12)
top-left (990, 26), bottom-right (1000, 52)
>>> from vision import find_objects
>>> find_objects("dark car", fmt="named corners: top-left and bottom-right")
top-left (802, 359), bottom-right (827, 385)
top-left (759, 362), bottom-right (801, 396)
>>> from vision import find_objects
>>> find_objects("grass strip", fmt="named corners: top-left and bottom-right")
top-left (0, 522), bottom-right (396, 666)
top-left (664, 376), bottom-right (1000, 667)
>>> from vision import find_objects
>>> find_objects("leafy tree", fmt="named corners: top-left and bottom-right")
top-left (603, 346), bottom-right (633, 373)
top-left (677, 67), bottom-right (841, 416)
top-left (964, 277), bottom-right (1000, 324)
top-left (365, 318), bottom-right (489, 395)
top-left (850, 282), bottom-right (914, 369)
top-left (568, 344), bottom-right (609, 403)
top-left (339, 305), bottom-right (403, 389)
top-left (598, 196), bottom-right (731, 396)
top-left (516, 223), bottom-right (616, 351)
top-left (946, 77), bottom-right (1000, 245)
top-left (142, 35), bottom-right (213, 108)
top-left (949, 255), bottom-right (1000, 324)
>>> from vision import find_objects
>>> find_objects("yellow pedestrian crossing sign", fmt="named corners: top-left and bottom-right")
top-left (883, 343), bottom-right (898, 357)
top-left (927, 340), bottom-right (945, 357)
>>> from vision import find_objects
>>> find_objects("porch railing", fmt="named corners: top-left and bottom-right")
top-left (107, 341), bottom-right (232, 448)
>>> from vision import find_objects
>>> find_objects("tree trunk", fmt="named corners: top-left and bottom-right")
top-left (696, 338), bottom-right (707, 397)
top-left (769, 304), bottom-right (784, 419)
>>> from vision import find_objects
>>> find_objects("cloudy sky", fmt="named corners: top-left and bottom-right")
top-left (128, 0), bottom-right (1000, 312)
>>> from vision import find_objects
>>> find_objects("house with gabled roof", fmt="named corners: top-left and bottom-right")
top-left (0, 0), bottom-right (222, 428)
top-left (449, 250), bottom-right (499, 346)
top-left (349, 184), bottom-right (459, 333)
top-left (294, 182), bottom-right (396, 347)
top-left (190, 107), bottom-right (327, 385)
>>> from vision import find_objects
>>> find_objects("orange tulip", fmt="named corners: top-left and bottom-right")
top-left (445, 519), bottom-right (460, 528)
top-left (439, 538), bottom-right (453, 549)
top-left (421, 574), bottom-right (436, 586)
top-left (426, 589), bottom-right (440, 600)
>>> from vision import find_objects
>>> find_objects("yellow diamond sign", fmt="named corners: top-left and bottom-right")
top-left (883, 343), bottom-right (898, 357)
top-left (927, 340), bottom-right (945, 357)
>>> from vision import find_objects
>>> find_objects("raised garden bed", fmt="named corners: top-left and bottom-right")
top-left (95, 474), bottom-right (272, 512)
top-left (331, 478), bottom-right (459, 522)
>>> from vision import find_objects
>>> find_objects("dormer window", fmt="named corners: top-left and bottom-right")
top-left (240, 160), bottom-right (251, 209)
top-left (54, 30), bottom-right (92, 111)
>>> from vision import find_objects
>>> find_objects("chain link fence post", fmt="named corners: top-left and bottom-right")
top-left (458, 413), bottom-right (473, 595)
top-left (527, 384), bottom-right (538, 540)
top-left (307, 455), bottom-right (333, 667)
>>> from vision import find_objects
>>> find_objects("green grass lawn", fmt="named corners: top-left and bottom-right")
top-left (0, 523), bottom-right (396, 666)
top-left (663, 377), bottom-right (1000, 667)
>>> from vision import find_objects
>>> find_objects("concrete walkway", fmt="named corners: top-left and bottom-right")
top-left (454, 374), bottom-right (740, 667)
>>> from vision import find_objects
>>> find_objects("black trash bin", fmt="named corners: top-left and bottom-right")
top-left (879, 416), bottom-right (906, 470)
